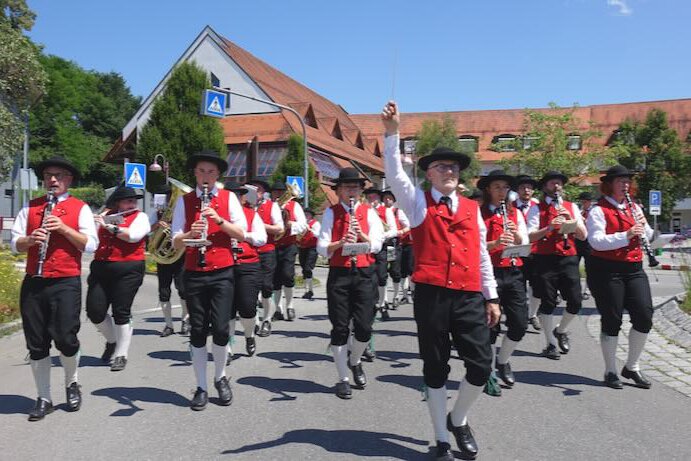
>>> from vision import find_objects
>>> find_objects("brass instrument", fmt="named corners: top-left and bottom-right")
top-left (148, 178), bottom-right (192, 264)
top-left (624, 192), bottom-right (659, 267)
top-left (554, 190), bottom-right (571, 250)
top-left (274, 182), bottom-right (301, 240)
top-left (35, 188), bottom-right (57, 278)
top-left (499, 199), bottom-right (516, 267)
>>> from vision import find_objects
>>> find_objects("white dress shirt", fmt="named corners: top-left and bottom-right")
top-left (171, 185), bottom-right (248, 238)
top-left (487, 204), bottom-right (529, 245)
top-left (384, 133), bottom-right (498, 299)
top-left (380, 205), bottom-right (398, 239)
top-left (286, 200), bottom-right (308, 237)
top-left (587, 196), bottom-right (654, 251)
top-left (245, 211), bottom-right (268, 247)
top-left (317, 201), bottom-right (385, 258)
top-left (265, 201), bottom-right (285, 231)
top-left (396, 207), bottom-right (411, 229)
top-left (526, 196), bottom-right (585, 235)
top-left (11, 192), bottom-right (99, 254)
top-left (95, 211), bottom-right (151, 243)
top-left (307, 219), bottom-right (322, 238)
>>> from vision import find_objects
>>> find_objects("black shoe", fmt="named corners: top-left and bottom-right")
top-left (529, 316), bottom-right (542, 331)
top-left (553, 328), bottom-right (570, 354)
top-left (28, 398), bottom-right (53, 422)
top-left (496, 362), bottom-right (515, 387)
top-left (253, 324), bottom-right (260, 335)
top-left (226, 353), bottom-right (233, 366)
top-left (400, 296), bottom-right (410, 305)
top-left (604, 372), bottom-right (624, 389)
top-left (272, 311), bottom-right (285, 321)
top-left (362, 346), bottom-right (376, 362)
top-left (245, 337), bottom-right (256, 356)
top-left (582, 291), bottom-right (590, 300)
top-left (190, 387), bottom-right (208, 411)
top-left (349, 362), bottom-right (367, 388)
top-left (286, 308), bottom-right (296, 321)
top-left (257, 320), bottom-right (272, 338)
top-left (335, 381), bottom-right (352, 400)
top-left (391, 299), bottom-right (399, 310)
top-left (160, 326), bottom-right (175, 338)
top-left (435, 441), bottom-right (454, 461)
top-left (180, 320), bottom-right (190, 336)
top-left (302, 290), bottom-right (313, 300)
top-left (447, 414), bottom-right (479, 460)
top-left (621, 366), bottom-right (652, 389)
top-left (110, 356), bottom-right (127, 372)
top-left (65, 382), bottom-right (82, 412)
top-left (542, 344), bottom-right (561, 360)
top-left (379, 306), bottom-right (390, 321)
top-left (101, 342), bottom-right (116, 364)
top-left (214, 376), bottom-right (233, 406)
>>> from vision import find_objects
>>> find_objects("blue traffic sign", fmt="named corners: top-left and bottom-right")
top-left (200, 89), bottom-right (227, 118)
top-left (287, 176), bottom-right (305, 198)
top-left (649, 190), bottom-right (662, 206)
top-left (124, 163), bottom-right (147, 189)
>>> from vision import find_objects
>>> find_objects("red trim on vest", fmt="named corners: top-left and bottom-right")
top-left (534, 200), bottom-right (578, 256)
top-left (590, 198), bottom-right (643, 263)
top-left (26, 196), bottom-right (84, 277)
top-left (95, 211), bottom-right (146, 261)
top-left (329, 203), bottom-right (374, 268)
top-left (482, 205), bottom-right (523, 268)
top-left (275, 200), bottom-right (298, 247)
top-left (236, 207), bottom-right (260, 264)
top-left (411, 192), bottom-right (481, 292)
top-left (297, 218), bottom-right (318, 249)
top-left (183, 189), bottom-right (234, 271)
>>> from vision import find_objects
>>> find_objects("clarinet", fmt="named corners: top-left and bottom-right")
top-left (348, 197), bottom-right (357, 268)
top-left (198, 183), bottom-right (210, 268)
top-left (624, 192), bottom-right (660, 268)
top-left (554, 190), bottom-right (571, 250)
top-left (35, 189), bottom-right (57, 278)
top-left (499, 199), bottom-right (516, 267)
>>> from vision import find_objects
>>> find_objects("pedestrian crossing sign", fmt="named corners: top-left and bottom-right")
top-left (124, 163), bottom-right (147, 189)
top-left (200, 89), bottom-right (227, 118)
top-left (287, 176), bottom-right (305, 198)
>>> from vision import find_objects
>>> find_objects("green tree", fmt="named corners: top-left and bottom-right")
top-left (1, 0), bottom-right (35, 31)
top-left (498, 103), bottom-right (613, 197)
top-left (414, 115), bottom-right (480, 185)
top-left (610, 109), bottom-right (691, 223)
top-left (270, 134), bottom-right (325, 210)
top-left (137, 61), bottom-right (225, 189)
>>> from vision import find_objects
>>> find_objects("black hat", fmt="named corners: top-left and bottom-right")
top-left (363, 187), bottom-right (382, 196)
top-left (304, 208), bottom-right (314, 216)
top-left (418, 147), bottom-right (471, 172)
top-left (35, 156), bottom-right (80, 181)
top-left (578, 191), bottom-right (594, 201)
top-left (477, 169), bottom-right (516, 190)
top-left (600, 164), bottom-right (635, 182)
top-left (271, 180), bottom-right (287, 191)
top-left (224, 181), bottom-right (248, 195)
top-left (538, 170), bottom-right (568, 189)
top-left (155, 184), bottom-right (172, 195)
top-left (515, 175), bottom-right (538, 189)
top-left (247, 179), bottom-right (271, 192)
top-left (107, 186), bottom-right (141, 207)
top-left (332, 168), bottom-right (367, 190)
top-left (381, 189), bottom-right (396, 201)
top-left (468, 188), bottom-right (483, 200)
top-left (186, 149), bottom-right (228, 173)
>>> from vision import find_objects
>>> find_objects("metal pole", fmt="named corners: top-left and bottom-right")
top-left (22, 112), bottom-right (29, 208)
top-left (216, 87), bottom-right (310, 207)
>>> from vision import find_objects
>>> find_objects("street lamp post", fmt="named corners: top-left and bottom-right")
top-left (149, 154), bottom-right (169, 183)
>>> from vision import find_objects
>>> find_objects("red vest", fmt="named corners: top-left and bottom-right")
top-left (275, 200), bottom-right (298, 247)
top-left (590, 198), bottom-right (643, 263)
top-left (26, 195), bottom-right (85, 278)
top-left (534, 200), bottom-right (578, 256)
top-left (393, 207), bottom-right (412, 245)
top-left (236, 207), bottom-right (260, 265)
top-left (298, 218), bottom-right (318, 249)
top-left (482, 205), bottom-right (524, 268)
top-left (255, 200), bottom-right (276, 254)
top-left (329, 203), bottom-right (374, 268)
top-left (411, 192), bottom-right (481, 292)
top-left (95, 211), bottom-right (146, 262)
top-left (183, 189), bottom-right (234, 272)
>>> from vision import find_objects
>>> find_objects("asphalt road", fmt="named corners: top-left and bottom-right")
top-left (0, 264), bottom-right (690, 460)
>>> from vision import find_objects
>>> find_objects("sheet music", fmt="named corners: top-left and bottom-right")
top-left (341, 242), bottom-right (370, 256)
top-left (501, 244), bottom-right (532, 259)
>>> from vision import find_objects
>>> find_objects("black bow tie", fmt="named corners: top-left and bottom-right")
top-left (439, 196), bottom-right (451, 213)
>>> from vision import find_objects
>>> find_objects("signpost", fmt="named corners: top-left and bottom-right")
top-left (286, 176), bottom-right (305, 198)
top-left (200, 89), bottom-right (227, 118)
top-left (124, 162), bottom-right (147, 189)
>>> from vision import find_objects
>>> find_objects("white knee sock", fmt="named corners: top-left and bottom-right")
top-left (410, 280), bottom-right (416, 293)
top-left (191, 345), bottom-right (208, 390)
top-left (30, 357), bottom-right (51, 401)
top-left (402, 277), bottom-right (409, 292)
top-left (240, 317), bottom-right (256, 338)
top-left (540, 314), bottom-right (556, 346)
top-left (393, 282), bottom-right (400, 302)
top-left (228, 317), bottom-right (237, 338)
top-left (305, 278), bottom-right (313, 292)
top-left (490, 343), bottom-right (497, 368)
top-left (180, 299), bottom-right (189, 321)
top-left (273, 290), bottom-right (283, 314)
top-left (161, 301), bottom-right (173, 328)
top-left (212, 343), bottom-right (227, 381)
top-left (331, 345), bottom-right (350, 382)
top-left (528, 294), bottom-right (540, 319)
top-left (626, 329), bottom-right (648, 372)
top-left (262, 297), bottom-right (274, 322)
top-left (95, 314), bottom-right (116, 344)
top-left (426, 386), bottom-right (449, 443)
top-left (59, 351), bottom-right (80, 387)
top-left (284, 286), bottom-right (294, 311)
top-left (497, 337), bottom-right (520, 366)
top-left (113, 322), bottom-right (133, 358)
top-left (349, 339), bottom-right (369, 367)
top-left (378, 286), bottom-right (387, 306)
top-left (450, 379), bottom-right (483, 427)
top-left (600, 334), bottom-right (619, 375)
top-left (557, 312), bottom-right (577, 334)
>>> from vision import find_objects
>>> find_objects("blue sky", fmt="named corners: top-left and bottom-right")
top-left (27, 0), bottom-right (690, 115)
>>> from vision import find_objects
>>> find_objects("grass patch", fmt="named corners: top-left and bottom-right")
top-left (0, 247), bottom-right (23, 325)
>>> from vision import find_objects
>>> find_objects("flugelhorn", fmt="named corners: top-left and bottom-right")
top-left (624, 192), bottom-right (659, 267)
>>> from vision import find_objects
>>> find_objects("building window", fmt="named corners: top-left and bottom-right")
top-left (403, 139), bottom-right (417, 154)
top-left (257, 146), bottom-right (286, 177)
top-left (210, 72), bottom-right (220, 88)
top-left (310, 149), bottom-right (341, 180)
top-left (458, 136), bottom-right (478, 153)
top-left (493, 135), bottom-right (517, 152)
top-left (226, 149), bottom-right (247, 178)
top-left (522, 136), bottom-right (538, 150)
top-left (567, 135), bottom-right (582, 150)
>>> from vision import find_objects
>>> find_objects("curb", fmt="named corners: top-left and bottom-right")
top-left (652, 292), bottom-right (691, 349)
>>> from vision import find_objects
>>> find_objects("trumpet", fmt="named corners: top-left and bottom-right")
top-left (554, 190), bottom-right (571, 250)
top-left (624, 192), bottom-right (659, 268)
top-left (499, 199), bottom-right (516, 267)
top-left (35, 188), bottom-right (57, 278)
top-left (348, 197), bottom-right (357, 267)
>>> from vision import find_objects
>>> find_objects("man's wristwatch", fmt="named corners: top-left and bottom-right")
top-left (216, 218), bottom-right (224, 226)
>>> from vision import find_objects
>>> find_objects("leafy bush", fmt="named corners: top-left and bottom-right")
top-left (0, 248), bottom-right (23, 324)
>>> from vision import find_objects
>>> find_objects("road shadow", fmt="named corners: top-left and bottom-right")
top-left (133, 328), bottom-right (163, 336)
top-left (374, 329), bottom-right (418, 338)
top-left (236, 376), bottom-right (332, 401)
top-left (50, 354), bottom-right (105, 368)
top-left (92, 386), bottom-right (189, 416)
top-left (147, 350), bottom-right (190, 367)
top-left (375, 350), bottom-right (418, 368)
top-left (376, 374), bottom-right (460, 394)
top-left (512, 349), bottom-right (547, 358)
top-left (0, 394), bottom-right (36, 415)
top-left (270, 329), bottom-right (331, 340)
top-left (300, 314), bottom-right (329, 322)
top-left (142, 316), bottom-right (186, 324)
top-left (513, 370), bottom-right (603, 396)
top-left (221, 428), bottom-right (429, 459)
top-left (256, 351), bottom-right (329, 368)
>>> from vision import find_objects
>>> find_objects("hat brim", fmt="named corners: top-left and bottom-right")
top-left (477, 174), bottom-right (516, 191)
top-left (36, 158), bottom-right (80, 181)
top-left (331, 179), bottom-right (367, 190)
top-left (107, 190), bottom-right (141, 206)
top-left (516, 177), bottom-right (538, 189)
top-left (538, 173), bottom-right (568, 189)
top-left (186, 154), bottom-right (228, 173)
top-left (381, 190), bottom-right (396, 200)
top-left (600, 172), bottom-right (635, 182)
top-left (418, 152), bottom-right (470, 172)
top-left (247, 180), bottom-right (271, 192)
top-left (231, 187), bottom-right (248, 195)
